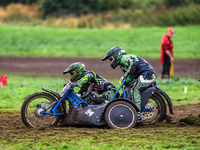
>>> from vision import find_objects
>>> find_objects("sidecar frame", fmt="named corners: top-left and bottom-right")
top-left (41, 80), bottom-right (140, 127)
top-left (40, 79), bottom-right (173, 128)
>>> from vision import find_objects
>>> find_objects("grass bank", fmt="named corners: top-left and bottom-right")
top-left (0, 25), bottom-right (200, 58)
top-left (0, 74), bottom-right (199, 109)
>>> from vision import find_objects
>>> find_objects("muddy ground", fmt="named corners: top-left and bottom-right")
top-left (0, 103), bottom-right (200, 130)
top-left (0, 103), bottom-right (199, 148)
top-left (0, 56), bottom-right (200, 79)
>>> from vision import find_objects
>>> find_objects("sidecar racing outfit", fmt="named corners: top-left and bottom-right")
top-left (77, 71), bottom-right (118, 104)
top-left (63, 62), bottom-right (118, 104)
top-left (102, 46), bottom-right (156, 111)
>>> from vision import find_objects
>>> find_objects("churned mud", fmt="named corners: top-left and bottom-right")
top-left (0, 103), bottom-right (199, 138)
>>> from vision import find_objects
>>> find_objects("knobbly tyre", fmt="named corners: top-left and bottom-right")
top-left (21, 78), bottom-right (174, 129)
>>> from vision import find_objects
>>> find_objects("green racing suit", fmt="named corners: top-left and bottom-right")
top-left (76, 71), bottom-right (118, 104)
top-left (119, 54), bottom-right (156, 110)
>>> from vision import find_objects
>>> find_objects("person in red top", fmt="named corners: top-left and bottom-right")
top-left (160, 28), bottom-right (175, 79)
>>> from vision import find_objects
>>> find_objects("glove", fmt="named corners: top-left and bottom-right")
top-left (76, 93), bottom-right (81, 97)
top-left (71, 82), bottom-right (78, 88)
top-left (126, 76), bottom-right (132, 83)
top-left (104, 100), bottom-right (109, 103)
top-left (119, 76), bottom-right (124, 85)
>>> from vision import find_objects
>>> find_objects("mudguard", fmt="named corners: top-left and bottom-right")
top-left (156, 88), bottom-right (174, 114)
top-left (104, 98), bottom-right (140, 112)
top-left (140, 86), bottom-right (156, 109)
top-left (123, 86), bottom-right (156, 109)
top-left (42, 88), bottom-right (60, 100)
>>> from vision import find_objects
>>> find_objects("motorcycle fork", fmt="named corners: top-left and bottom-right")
top-left (42, 98), bottom-right (64, 116)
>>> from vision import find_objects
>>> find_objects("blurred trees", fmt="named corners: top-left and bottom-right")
top-left (164, 0), bottom-right (200, 7)
top-left (38, 0), bottom-right (200, 18)
top-left (0, 0), bottom-right (37, 6)
top-left (0, 0), bottom-right (200, 28)
top-left (1, 0), bottom-right (200, 18)
top-left (39, 0), bottom-right (134, 17)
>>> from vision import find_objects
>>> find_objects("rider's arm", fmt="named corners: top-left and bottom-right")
top-left (76, 75), bottom-right (90, 95)
top-left (77, 75), bottom-right (89, 87)
top-left (77, 72), bottom-right (94, 87)
top-left (77, 72), bottom-right (94, 95)
top-left (123, 58), bottom-right (137, 83)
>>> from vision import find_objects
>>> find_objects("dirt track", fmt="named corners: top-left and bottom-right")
top-left (0, 103), bottom-right (199, 136)
top-left (0, 103), bottom-right (199, 149)
top-left (0, 56), bottom-right (200, 79)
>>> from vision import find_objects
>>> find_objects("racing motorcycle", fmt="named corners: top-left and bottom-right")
top-left (21, 78), bottom-right (173, 129)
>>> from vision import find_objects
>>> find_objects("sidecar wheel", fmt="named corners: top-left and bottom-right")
top-left (104, 101), bottom-right (137, 129)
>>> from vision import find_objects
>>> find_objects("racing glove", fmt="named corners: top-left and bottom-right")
top-left (119, 76), bottom-right (133, 85)
top-left (119, 76), bottom-right (124, 85)
top-left (71, 82), bottom-right (79, 88)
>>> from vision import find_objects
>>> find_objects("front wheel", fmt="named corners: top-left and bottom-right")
top-left (21, 92), bottom-right (61, 128)
top-left (104, 100), bottom-right (137, 129)
top-left (141, 93), bottom-right (166, 124)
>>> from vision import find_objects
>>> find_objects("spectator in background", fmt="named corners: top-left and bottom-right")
top-left (160, 28), bottom-right (175, 79)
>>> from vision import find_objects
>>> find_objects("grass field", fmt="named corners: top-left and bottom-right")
top-left (0, 25), bottom-right (200, 58)
top-left (0, 74), bottom-right (199, 109)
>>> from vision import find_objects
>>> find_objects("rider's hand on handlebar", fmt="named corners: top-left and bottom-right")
top-left (71, 82), bottom-right (79, 88)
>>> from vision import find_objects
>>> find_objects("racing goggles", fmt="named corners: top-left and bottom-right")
top-left (109, 55), bottom-right (120, 62)
top-left (70, 71), bottom-right (77, 78)
top-left (109, 56), bottom-right (114, 62)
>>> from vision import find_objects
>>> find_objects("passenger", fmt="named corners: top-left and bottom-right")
top-left (102, 46), bottom-right (156, 112)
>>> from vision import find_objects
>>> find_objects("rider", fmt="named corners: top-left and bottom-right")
top-left (102, 46), bottom-right (156, 112)
top-left (63, 62), bottom-right (118, 104)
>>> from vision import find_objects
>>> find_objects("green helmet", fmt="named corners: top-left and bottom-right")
top-left (102, 46), bottom-right (126, 69)
top-left (63, 62), bottom-right (86, 82)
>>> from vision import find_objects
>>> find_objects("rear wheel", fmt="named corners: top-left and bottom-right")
top-left (141, 93), bottom-right (166, 124)
top-left (104, 100), bottom-right (137, 129)
top-left (21, 92), bottom-right (61, 128)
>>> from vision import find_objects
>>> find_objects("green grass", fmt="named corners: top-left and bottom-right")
top-left (0, 74), bottom-right (199, 109)
top-left (0, 25), bottom-right (200, 58)
top-left (1, 123), bottom-right (199, 150)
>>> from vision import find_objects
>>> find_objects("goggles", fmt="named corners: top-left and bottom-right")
top-left (109, 56), bottom-right (114, 62)
top-left (70, 71), bottom-right (77, 78)
top-left (109, 55), bottom-right (120, 62)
